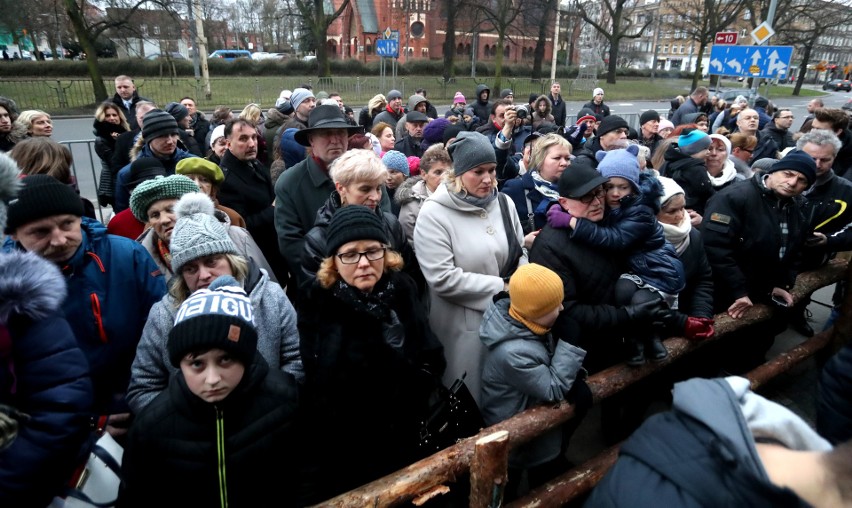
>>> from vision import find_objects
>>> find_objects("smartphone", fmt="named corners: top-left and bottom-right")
top-left (771, 294), bottom-right (789, 307)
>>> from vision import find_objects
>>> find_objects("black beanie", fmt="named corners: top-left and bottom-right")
top-left (126, 157), bottom-right (167, 190)
top-left (596, 115), bottom-right (629, 137)
top-left (325, 205), bottom-right (388, 257)
top-left (142, 109), bottom-right (179, 141)
top-left (639, 110), bottom-right (660, 126)
top-left (442, 124), bottom-right (466, 145)
top-left (5, 175), bottom-right (84, 234)
top-left (767, 149), bottom-right (817, 187)
top-left (165, 102), bottom-right (190, 123)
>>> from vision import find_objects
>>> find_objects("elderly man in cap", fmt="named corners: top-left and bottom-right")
top-left (280, 87), bottom-right (315, 131)
top-left (394, 110), bottom-right (429, 158)
top-left (394, 93), bottom-right (431, 140)
top-left (3, 174), bottom-right (165, 438)
top-left (113, 108), bottom-right (198, 213)
top-left (573, 115), bottom-right (630, 167)
top-left (638, 110), bottom-right (663, 162)
top-left (274, 105), bottom-right (384, 296)
top-left (701, 150), bottom-right (817, 372)
top-left (373, 89), bottom-right (406, 130)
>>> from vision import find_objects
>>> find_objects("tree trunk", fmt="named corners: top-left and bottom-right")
top-left (606, 37), bottom-right (618, 84)
top-left (691, 43), bottom-right (707, 90)
top-left (532, 0), bottom-right (556, 80)
top-left (442, 0), bottom-right (456, 80)
top-left (64, 0), bottom-right (107, 101)
top-left (494, 34), bottom-right (504, 92)
top-left (793, 42), bottom-right (813, 96)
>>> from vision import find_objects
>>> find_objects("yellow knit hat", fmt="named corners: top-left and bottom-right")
top-left (508, 263), bottom-right (564, 335)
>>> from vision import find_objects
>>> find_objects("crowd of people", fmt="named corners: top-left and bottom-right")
top-left (0, 76), bottom-right (850, 507)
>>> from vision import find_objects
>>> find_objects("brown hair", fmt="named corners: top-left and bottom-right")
top-left (9, 137), bottom-right (72, 183)
top-left (650, 137), bottom-right (677, 170)
top-left (316, 248), bottom-right (404, 288)
top-left (814, 108), bottom-right (849, 132)
top-left (730, 132), bottom-right (757, 151)
top-left (420, 144), bottom-right (452, 173)
top-left (371, 121), bottom-right (393, 138)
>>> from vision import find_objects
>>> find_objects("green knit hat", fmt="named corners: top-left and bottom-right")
top-left (129, 174), bottom-right (199, 223)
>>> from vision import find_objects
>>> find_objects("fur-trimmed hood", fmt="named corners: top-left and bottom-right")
top-left (533, 95), bottom-right (553, 117)
top-left (394, 176), bottom-right (425, 206)
top-left (0, 251), bottom-right (67, 324)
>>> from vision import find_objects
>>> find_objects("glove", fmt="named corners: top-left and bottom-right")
top-left (0, 404), bottom-right (30, 451)
top-left (564, 123), bottom-right (586, 150)
top-left (547, 205), bottom-right (573, 229)
top-left (684, 316), bottom-right (715, 340)
top-left (624, 298), bottom-right (669, 323)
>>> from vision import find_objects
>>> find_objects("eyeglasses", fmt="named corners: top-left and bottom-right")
top-left (737, 147), bottom-right (754, 153)
top-left (336, 247), bottom-right (386, 264)
top-left (578, 188), bottom-right (606, 204)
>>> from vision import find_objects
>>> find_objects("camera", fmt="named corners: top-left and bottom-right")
top-left (512, 105), bottom-right (528, 120)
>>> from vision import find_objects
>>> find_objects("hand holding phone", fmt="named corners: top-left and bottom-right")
top-left (771, 294), bottom-right (789, 307)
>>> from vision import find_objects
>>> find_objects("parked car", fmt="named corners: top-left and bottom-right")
top-left (209, 49), bottom-right (252, 61)
top-left (823, 79), bottom-right (852, 92)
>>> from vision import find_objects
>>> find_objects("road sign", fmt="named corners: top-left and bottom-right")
top-left (751, 21), bottom-right (775, 45)
top-left (708, 45), bottom-right (792, 79)
top-left (376, 39), bottom-right (399, 58)
top-left (715, 32), bottom-right (738, 45)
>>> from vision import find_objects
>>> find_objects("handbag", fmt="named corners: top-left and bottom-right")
top-left (419, 372), bottom-right (485, 454)
top-left (497, 193), bottom-right (524, 279)
top-left (64, 432), bottom-right (124, 508)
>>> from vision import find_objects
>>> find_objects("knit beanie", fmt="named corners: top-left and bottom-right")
top-left (709, 133), bottom-right (732, 156)
top-left (766, 149), bottom-right (817, 187)
top-left (596, 145), bottom-right (641, 191)
top-left (129, 174), bottom-right (199, 223)
top-left (639, 110), bottom-right (660, 125)
top-left (169, 192), bottom-right (239, 273)
top-left (678, 129), bottom-right (711, 156)
top-left (168, 275), bottom-right (257, 368)
top-left (126, 157), bottom-right (167, 190)
top-left (382, 150), bottom-right (410, 177)
top-left (165, 102), bottom-right (190, 123)
top-left (5, 175), bottom-right (83, 234)
top-left (209, 124), bottom-right (226, 148)
top-left (407, 156), bottom-right (421, 176)
top-left (289, 88), bottom-right (315, 111)
top-left (453, 92), bottom-right (466, 104)
top-left (176, 157), bottom-right (225, 185)
top-left (442, 124), bottom-right (465, 145)
top-left (315, 91), bottom-right (329, 102)
top-left (596, 115), bottom-right (629, 138)
top-left (751, 157), bottom-right (777, 173)
top-left (422, 117), bottom-right (450, 147)
top-left (141, 109), bottom-right (179, 141)
top-left (658, 119), bottom-right (675, 133)
top-left (508, 263), bottom-right (564, 335)
top-left (0, 153), bottom-right (21, 233)
top-left (593, 87), bottom-right (605, 97)
top-left (500, 88), bottom-right (513, 99)
top-left (576, 114), bottom-right (597, 126)
top-left (387, 89), bottom-right (403, 101)
top-left (658, 176), bottom-right (685, 207)
top-left (447, 131), bottom-right (496, 175)
top-left (325, 205), bottom-right (388, 257)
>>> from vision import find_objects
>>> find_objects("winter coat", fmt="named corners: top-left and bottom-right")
top-left (707, 158), bottom-right (744, 192)
top-left (359, 106), bottom-right (383, 132)
top-left (573, 136), bottom-right (605, 168)
top-left (675, 228), bottom-right (715, 321)
top-left (585, 377), bottom-right (828, 507)
top-left (373, 106), bottom-right (405, 131)
top-left (414, 184), bottom-right (527, 402)
top-left (802, 170), bottom-right (852, 269)
top-left (120, 355), bottom-right (301, 507)
top-left (187, 111), bottom-right (210, 150)
top-left (114, 144), bottom-right (197, 213)
top-left (395, 176), bottom-right (430, 246)
top-left (4, 218), bottom-right (166, 415)
top-left (264, 108), bottom-right (288, 151)
top-left (834, 128), bottom-right (852, 179)
top-left (531, 96), bottom-right (555, 130)
top-left (817, 340), bottom-right (852, 444)
top-left (581, 100), bottom-right (611, 118)
top-left (394, 134), bottom-right (424, 158)
top-left (394, 94), bottom-right (428, 140)
top-left (0, 252), bottom-right (93, 507)
top-left (300, 191), bottom-right (418, 295)
top-left (670, 97), bottom-right (701, 126)
top-left (549, 92), bottom-right (567, 127)
top-left (749, 129), bottom-right (780, 163)
top-left (501, 171), bottom-right (557, 234)
top-left (762, 123), bottom-right (795, 151)
top-left (297, 271), bottom-right (445, 503)
top-left (125, 261), bottom-right (302, 414)
top-left (111, 90), bottom-right (149, 130)
top-left (93, 118), bottom-right (129, 207)
top-left (471, 84), bottom-right (492, 128)
top-left (137, 208), bottom-right (276, 282)
top-left (754, 106), bottom-right (772, 131)
top-left (661, 143), bottom-right (715, 216)
top-left (700, 176), bottom-right (807, 311)
top-left (571, 176), bottom-right (686, 294)
top-left (479, 297), bottom-right (586, 468)
top-left (110, 128), bottom-right (140, 176)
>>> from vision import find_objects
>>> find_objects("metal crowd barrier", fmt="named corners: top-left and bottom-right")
top-left (317, 258), bottom-right (850, 507)
top-left (60, 139), bottom-right (109, 224)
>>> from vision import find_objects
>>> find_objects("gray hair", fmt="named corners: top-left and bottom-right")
top-left (797, 129), bottom-right (842, 156)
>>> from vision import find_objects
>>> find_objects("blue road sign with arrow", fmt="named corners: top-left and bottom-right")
top-left (377, 39), bottom-right (399, 58)
top-left (708, 45), bottom-right (793, 79)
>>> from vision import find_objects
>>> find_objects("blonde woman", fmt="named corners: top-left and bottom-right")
top-left (359, 93), bottom-right (387, 132)
top-left (93, 101), bottom-right (130, 206)
top-left (14, 109), bottom-right (52, 137)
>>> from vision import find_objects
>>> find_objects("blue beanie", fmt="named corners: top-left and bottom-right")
top-left (767, 149), bottom-right (817, 187)
top-left (382, 150), bottom-right (410, 177)
top-left (279, 128), bottom-right (306, 168)
top-left (678, 129), bottom-right (711, 156)
top-left (596, 145), bottom-right (640, 191)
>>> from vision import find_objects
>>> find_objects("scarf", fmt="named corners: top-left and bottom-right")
top-left (451, 187), bottom-right (498, 209)
top-left (530, 171), bottom-right (560, 214)
top-left (156, 237), bottom-right (172, 270)
top-left (331, 276), bottom-right (406, 354)
top-left (661, 211), bottom-right (691, 255)
top-left (707, 159), bottom-right (738, 188)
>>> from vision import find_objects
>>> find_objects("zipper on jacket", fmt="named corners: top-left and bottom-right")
top-left (89, 293), bottom-right (108, 343)
top-left (86, 251), bottom-right (106, 272)
top-left (216, 406), bottom-right (228, 508)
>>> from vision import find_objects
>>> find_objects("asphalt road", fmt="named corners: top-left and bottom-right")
top-left (52, 85), bottom-right (850, 212)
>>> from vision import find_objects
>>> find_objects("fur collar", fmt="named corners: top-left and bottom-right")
top-left (0, 251), bottom-right (66, 323)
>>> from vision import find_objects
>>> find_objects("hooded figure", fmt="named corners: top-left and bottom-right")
top-left (471, 84), bottom-right (492, 128)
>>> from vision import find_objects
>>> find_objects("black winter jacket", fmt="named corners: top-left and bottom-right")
top-left (471, 84), bottom-right (491, 128)
top-left (802, 170), bottom-right (852, 269)
top-left (573, 136), bottom-right (604, 168)
top-left (675, 228), bottom-right (715, 321)
top-left (761, 123), bottom-right (794, 151)
top-left (661, 143), bottom-right (715, 216)
top-left (749, 129), bottom-right (780, 163)
top-left (581, 100), bottom-right (611, 118)
top-left (550, 93), bottom-right (567, 127)
top-left (817, 341), bottom-right (852, 444)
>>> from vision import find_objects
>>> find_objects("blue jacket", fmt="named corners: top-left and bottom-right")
top-left (572, 175), bottom-right (686, 294)
top-left (502, 172), bottom-right (556, 234)
top-left (0, 251), bottom-right (93, 507)
top-left (6, 218), bottom-right (166, 414)
top-left (113, 145), bottom-right (197, 213)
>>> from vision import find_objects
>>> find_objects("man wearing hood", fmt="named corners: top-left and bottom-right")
top-left (394, 94), bottom-right (431, 140)
top-left (179, 97), bottom-right (210, 149)
top-left (471, 84), bottom-right (492, 128)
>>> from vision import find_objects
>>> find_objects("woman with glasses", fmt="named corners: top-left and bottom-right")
top-left (729, 132), bottom-right (758, 179)
top-left (298, 205), bottom-right (446, 503)
top-left (705, 133), bottom-right (744, 191)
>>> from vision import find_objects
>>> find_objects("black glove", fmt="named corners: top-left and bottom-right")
top-left (624, 298), bottom-right (669, 323)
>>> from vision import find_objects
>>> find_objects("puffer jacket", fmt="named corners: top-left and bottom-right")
top-left (114, 144), bottom-right (197, 213)
top-left (479, 296), bottom-right (585, 468)
top-left (0, 252), bottom-right (93, 507)
top-left (126, 260), bottom-right (302, 414)
top-left (395, 176), bottom-right (430, 246)
top-left (661, 143), bottom-right (715, 216)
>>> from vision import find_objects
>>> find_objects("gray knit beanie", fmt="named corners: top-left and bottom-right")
top-left (289, 88), bottom-right (315, 111)
top-left (0, 153), bottom-right (21, 233)
top-left (447, 131), bottom-right (496, 175)
top-left (142, 109), bottom-right (179, 141)
top-left (170, 192), bottom-right (238, 274)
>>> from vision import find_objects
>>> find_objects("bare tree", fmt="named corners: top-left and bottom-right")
top-left (290, 0), bottom-right (351, 77)
top-left (469, 0), bottom-right (524, 91)
top-left (574, 0), bottom-right (652, 84)
top-left (667, 0), bottom-right (746, 90)
top-left (530, 0), bottom-right (556, 80)
top-left (441, 0), bottom-right (460, 81)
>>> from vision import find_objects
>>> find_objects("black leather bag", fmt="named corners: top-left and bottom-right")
top-left (419, 373), bottom-right (484, 454)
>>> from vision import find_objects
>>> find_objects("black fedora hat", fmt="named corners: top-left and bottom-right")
top-left (294, 105), bottom-right (363, 146)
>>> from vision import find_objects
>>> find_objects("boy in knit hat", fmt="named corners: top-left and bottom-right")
top-left (382, 149), bottom-right (411, 215)
top-left (479, 263), bottom-right (589, 499)
top-left (120, 274), bottom-right (302, 507)
top-left (663, 127), bottom-right (715, 215)
top-left (547, 145), bottom-right (685, 365)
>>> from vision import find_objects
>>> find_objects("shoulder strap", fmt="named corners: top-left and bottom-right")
top-left (497, 193), bottom-right (524, 278)
top-left (523, 188), bottom-right (536, 234)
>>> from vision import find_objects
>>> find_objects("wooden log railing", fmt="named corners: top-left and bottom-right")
top-left (317, 258), bottom-right (850, 508)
